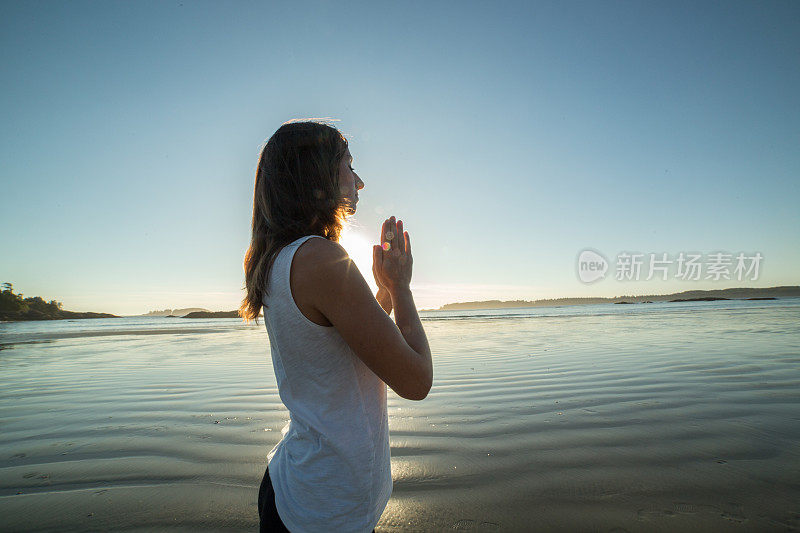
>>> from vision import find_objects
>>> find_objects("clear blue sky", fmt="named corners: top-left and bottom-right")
top-left (2, 0), bottom-right (798, 314)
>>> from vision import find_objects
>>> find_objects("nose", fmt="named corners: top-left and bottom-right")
top-left (356, 174), bottom-right (364, 190)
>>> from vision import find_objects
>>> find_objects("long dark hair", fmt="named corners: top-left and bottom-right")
top-left (240, 121), bottom-right (349, 323)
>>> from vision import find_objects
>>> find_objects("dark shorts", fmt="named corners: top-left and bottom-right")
top-left (257, 466), bottom-right (378, 532)
top-left (258, 467), bottom-right (290, 532)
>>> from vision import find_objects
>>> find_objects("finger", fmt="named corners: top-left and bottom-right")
top-left (390, 216), bottom-right (399, 253)
top-left (380, 218), bottom-right (389, 244)
top-left (404, 231), bottom-right (411, 256)
top-left (373, 245), bottom-right (386, 285)
top-left (396, 219), bottom-right (405, 254)
top-left (381, 218), bottom-right (391, 251)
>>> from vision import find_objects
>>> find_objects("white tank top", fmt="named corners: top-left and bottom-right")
top-left (263, 235), bottom-right (392, 533)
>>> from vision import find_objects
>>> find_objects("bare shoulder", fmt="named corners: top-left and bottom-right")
top-left (293, 236), bottom-right (349, 278)
top-left (291, 237), bottom-right (351, 326)
top-left (297, 235), bottom-right (346, 257)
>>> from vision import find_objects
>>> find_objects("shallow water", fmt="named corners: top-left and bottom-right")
top-left (1, 299), bottom-right (799, 531)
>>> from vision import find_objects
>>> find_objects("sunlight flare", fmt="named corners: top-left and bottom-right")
top-left (339, 226), bottom-right (378, 291)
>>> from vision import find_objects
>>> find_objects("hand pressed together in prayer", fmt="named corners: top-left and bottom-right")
top-left (373, 216), bottom-right (413, 314)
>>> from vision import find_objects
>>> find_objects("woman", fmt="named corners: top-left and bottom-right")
top-left (240, 121), bottom-right (433, 532)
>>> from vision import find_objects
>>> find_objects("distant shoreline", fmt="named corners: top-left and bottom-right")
top-left (0, 310), bottom-right (120, 322)
top-left (180, 311), bottom-right (240, 319)
top-left (422, 286), bottom-right (800, 312)
top-left (4, 285), bottom-right (798, 322)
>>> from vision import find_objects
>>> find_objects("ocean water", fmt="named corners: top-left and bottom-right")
top-left (1, 299), bottom-right (799, 531)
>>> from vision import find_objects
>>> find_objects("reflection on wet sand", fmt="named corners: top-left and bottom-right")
top-left (1, 301), bottom-right (799, 531)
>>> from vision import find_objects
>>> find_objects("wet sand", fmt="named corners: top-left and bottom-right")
top-left (1, 301), bottom-right (799, 531)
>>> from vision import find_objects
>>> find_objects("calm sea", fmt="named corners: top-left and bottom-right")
top-left (2, 299), bottom-right (799, 531)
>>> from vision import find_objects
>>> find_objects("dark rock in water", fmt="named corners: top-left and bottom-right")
top-left (614, 301), bottom-right (634, 304)
top-left (746, 297), bottom-right (776, 300)
top-left (143, 307), bottom-right (210, 317)
top-left (182, 310), bottom-right (240, 319)
top-left (669, 297), bottom-right (730, 302)
top-left (643, 301), bottom-right (654, 303)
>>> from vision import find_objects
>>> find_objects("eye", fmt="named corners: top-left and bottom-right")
top-left (349, 165), bottom-right (355, 172)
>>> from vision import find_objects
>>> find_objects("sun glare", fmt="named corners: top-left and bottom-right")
top-left (339, 227), bottom-right (377, 291)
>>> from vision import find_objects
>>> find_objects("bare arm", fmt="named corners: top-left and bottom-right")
top-left (388, 286), bottom-right (431, 388)
top-left (373, 217), bottom-right (431, 392)
top-left (309, 223), bottom-right (432, 400)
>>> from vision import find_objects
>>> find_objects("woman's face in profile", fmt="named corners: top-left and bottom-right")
top-left (338, 147), bottom-right (364, 214)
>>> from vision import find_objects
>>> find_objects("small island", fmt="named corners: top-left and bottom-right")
top-left (182, 310), bottom-right (240, 319)
top-left (669, 297), bottom-right (730, 303)
top-left (141, 307), bottom-right (212, 317)
top-left (0, 283), bottom-right (118, 321)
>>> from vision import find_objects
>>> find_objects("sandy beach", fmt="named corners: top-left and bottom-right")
top-left (2, 299), bottom-right (799, 531)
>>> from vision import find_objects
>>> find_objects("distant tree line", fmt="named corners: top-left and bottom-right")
top-left (1, 282), bottom-right (64, 320)
top-left (0, 283), bottom-right (117, 321)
